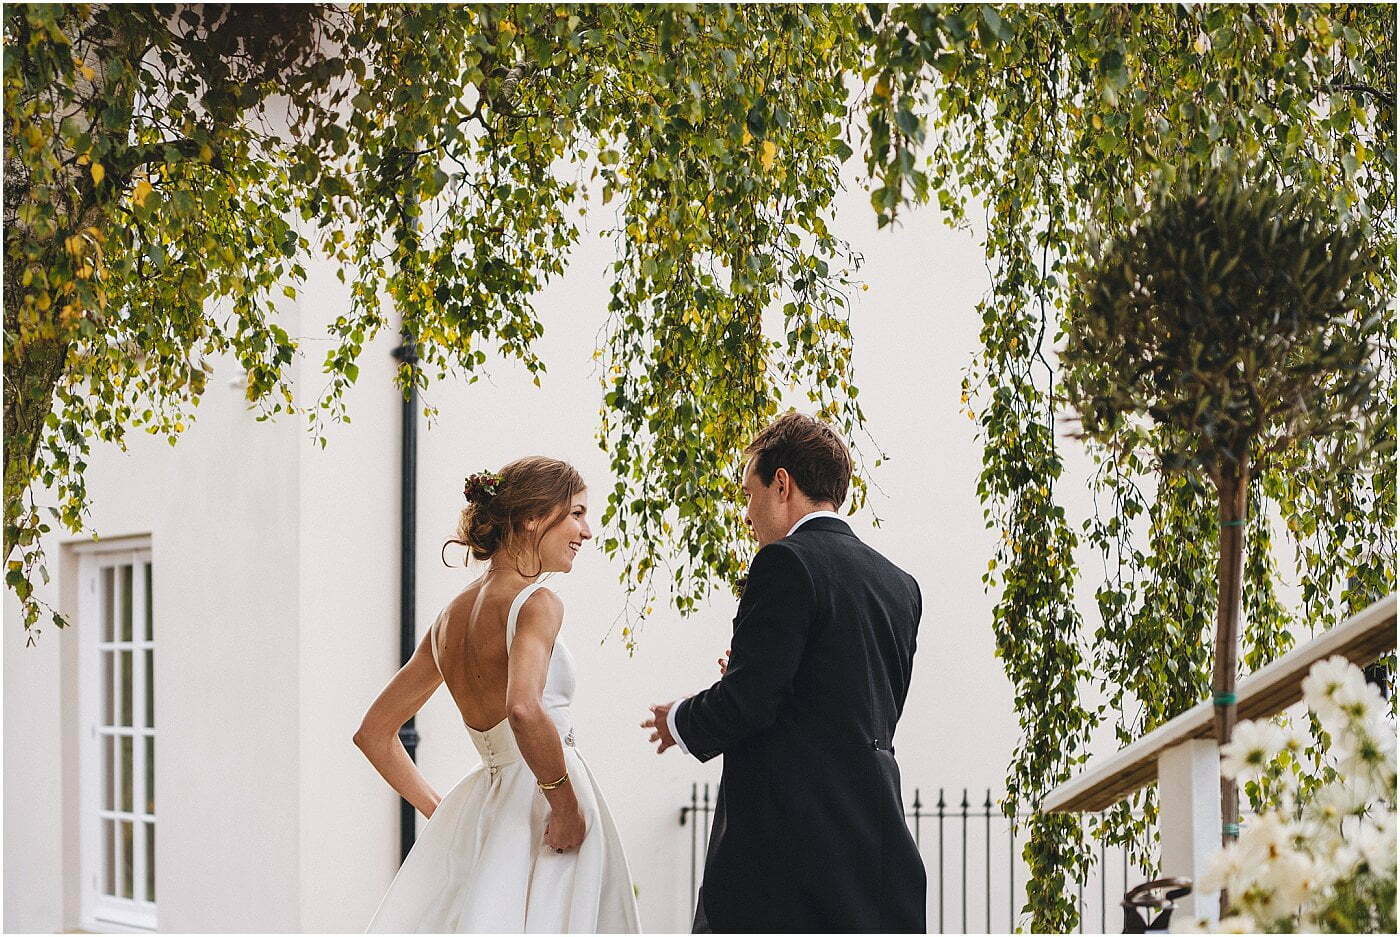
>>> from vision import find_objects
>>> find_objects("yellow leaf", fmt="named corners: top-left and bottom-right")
top-left (133, 180), bottom-right (154, 207)
top-left (90, 163), bottom-right (105, 185)
top-left (760, 140), bottom-right (777, 170)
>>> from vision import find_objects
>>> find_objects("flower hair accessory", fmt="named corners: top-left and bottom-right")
top-left (463, 471), bottom-right (502, 505)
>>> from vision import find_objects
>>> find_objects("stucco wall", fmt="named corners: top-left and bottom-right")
top-left (5, 305), bottom-right (306, 931)
top-left (6, 168), bottom-right (1076, 933)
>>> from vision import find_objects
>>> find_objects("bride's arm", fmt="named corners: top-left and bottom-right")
top-left (354, 626), bottom-right (444, 818)
top-left (506, 589), bottom-right (585, 850)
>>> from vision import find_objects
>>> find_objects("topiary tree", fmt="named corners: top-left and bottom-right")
top-left (1062, 169), bottom-right (1387, 879)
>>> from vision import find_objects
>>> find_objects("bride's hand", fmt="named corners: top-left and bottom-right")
top-left (544, 803), bottom-right (587, 853)
top-left (718, 648), bottom-right (731, 676)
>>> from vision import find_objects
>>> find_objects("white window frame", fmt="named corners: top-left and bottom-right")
top-left (76, 538), bottom-right (157, 933)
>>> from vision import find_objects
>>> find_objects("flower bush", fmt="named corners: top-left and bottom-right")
top-left (1194, 656), bottom-right (1397, 933)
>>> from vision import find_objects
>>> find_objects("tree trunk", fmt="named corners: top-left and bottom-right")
top-left (2, 10), bottom-right (106, 561)
top-left (1212, 458), bottom-right (1249, 914)
top-left (1, 204), bottom-right (71, 559)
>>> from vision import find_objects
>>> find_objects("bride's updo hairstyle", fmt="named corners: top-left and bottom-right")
top-left (443, 456), bottom-right (585, 575)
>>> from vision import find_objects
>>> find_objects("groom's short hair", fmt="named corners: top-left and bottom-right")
top-left (744, 411), bottom-right (853, 507)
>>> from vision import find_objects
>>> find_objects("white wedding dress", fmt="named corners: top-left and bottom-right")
top-left (367, 582), bottom-right (642, 933)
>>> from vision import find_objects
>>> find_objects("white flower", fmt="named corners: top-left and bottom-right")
top-left (1279, 721), bottom-right (1309, 757)
top-left (1302, 656), bottom-right (1369, 732)
top-left (1221, 719), bottom-right (1287, 780)
top-left (1175, 915), bottom-right (1212, 933)
top-left (1230, 813), bottom-right (1298, 878)
top-left (1335, 677), bottom-right (1386, 724)
top-left (1301, 656), bottom-right (1360, 702)
top-left (1203, 658), bottom-right (1396, 933)
top-left (1354, 814), bottom-right (1397, 876)
top-left (1334, 720), bottom-right (1396, 791)
top-left (1199, 843), bottom-right (1240, 894)
top-left (1312, 775), bottom-right (1371, 821)
top-left (1321, 842), bottom-right (1365, 884)
top-left (1214, 915), bottom-right (1254, 933)
top-left (1256, 849), bottom-right (1317, 917)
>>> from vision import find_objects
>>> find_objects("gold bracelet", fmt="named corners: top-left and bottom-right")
top-left (537, 772), bottom-right (569, 791)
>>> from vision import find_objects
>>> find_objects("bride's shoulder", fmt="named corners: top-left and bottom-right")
top-left (516, 585), bottom-right (564, 629)
top-left (519, 583), bottom-right (563, 613)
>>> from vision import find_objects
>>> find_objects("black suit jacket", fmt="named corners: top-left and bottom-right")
top-left (674, 516), bottom-right (926, 933)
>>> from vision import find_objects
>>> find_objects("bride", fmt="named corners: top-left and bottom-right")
top-left (354, 457), bottom-right (641, 933)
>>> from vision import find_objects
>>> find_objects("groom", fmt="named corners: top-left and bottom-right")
top-left (643, 412), bottom-right (926, 933)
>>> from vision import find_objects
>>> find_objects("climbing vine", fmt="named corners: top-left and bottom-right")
top-left (4, 4), bottom-right (872, 641)
top-left (586, 5), bottom-right (874, 639)
top-left (8, 14), bottom-right (1395, 930)
top-left (861, 4), bottom-right (1395, 929)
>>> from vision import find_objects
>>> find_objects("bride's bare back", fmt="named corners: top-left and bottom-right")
top-left (432, 578), bottom-right (522, 731)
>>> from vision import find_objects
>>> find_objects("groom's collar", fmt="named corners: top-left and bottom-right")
top-left (786, 509), bottom-right (849, 538)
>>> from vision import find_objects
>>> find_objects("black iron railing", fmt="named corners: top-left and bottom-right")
top-left (679, 783), bottom-right (1153, 934)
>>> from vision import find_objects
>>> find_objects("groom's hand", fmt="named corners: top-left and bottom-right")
top-left (642, 702), bottom-right (677, 754)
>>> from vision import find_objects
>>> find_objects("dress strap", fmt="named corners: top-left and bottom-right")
top-left (505, 582), bottom-right (546, 650)
top-left (428, 610), bottom-right (445, 675)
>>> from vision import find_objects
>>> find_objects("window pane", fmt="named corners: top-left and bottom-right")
top-left (103, 734), bottom-right (114, 812)
top-left (102, 567), bottom-right (115, 643)
top-left (145, 822), bottom-right (155, 903)
top-left (103, 818), bottom-right (116, 896)
top-left (120, 564), bottom-right (133, 642)
top-left (145, 736), bottom-right (155, 816)
top-left (120, 735), bottom-right (133, 813)
top-left (119, 651), bottom-right (132, 727)
top-left (120, 820), bottom-right (134, 899)
top-left (101, 650), bottom-right (114, 726)
top-left (145, 649), bottom-right (154, 729)
top-left (144, 562), bottom-right (153, 641)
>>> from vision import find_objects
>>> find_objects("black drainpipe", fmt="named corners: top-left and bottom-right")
top-left (392, 333), bottom-right (420, 863)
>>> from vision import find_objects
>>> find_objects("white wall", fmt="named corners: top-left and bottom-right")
top-left (339, 179), bottom-right (1024, 932)
top-left (4, 590), bottom-right (66, 928)
top-left (8, 158), bottom-right (1154, 933)
top-left (290, 261), bottom-right (405, 931)
top-left (5, 304), bottom-right (307, 931)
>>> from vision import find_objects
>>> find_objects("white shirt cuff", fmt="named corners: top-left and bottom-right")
top-left (667, 697), bottom-right (690, 755)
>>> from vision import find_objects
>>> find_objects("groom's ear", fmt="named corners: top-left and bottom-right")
top-left (773, 467), bottom-right (791, 500)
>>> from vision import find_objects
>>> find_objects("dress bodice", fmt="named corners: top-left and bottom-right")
top-left (371, 584), bottom-right (639, 933)
top-left (429, 581), bottom-right (575, 768)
